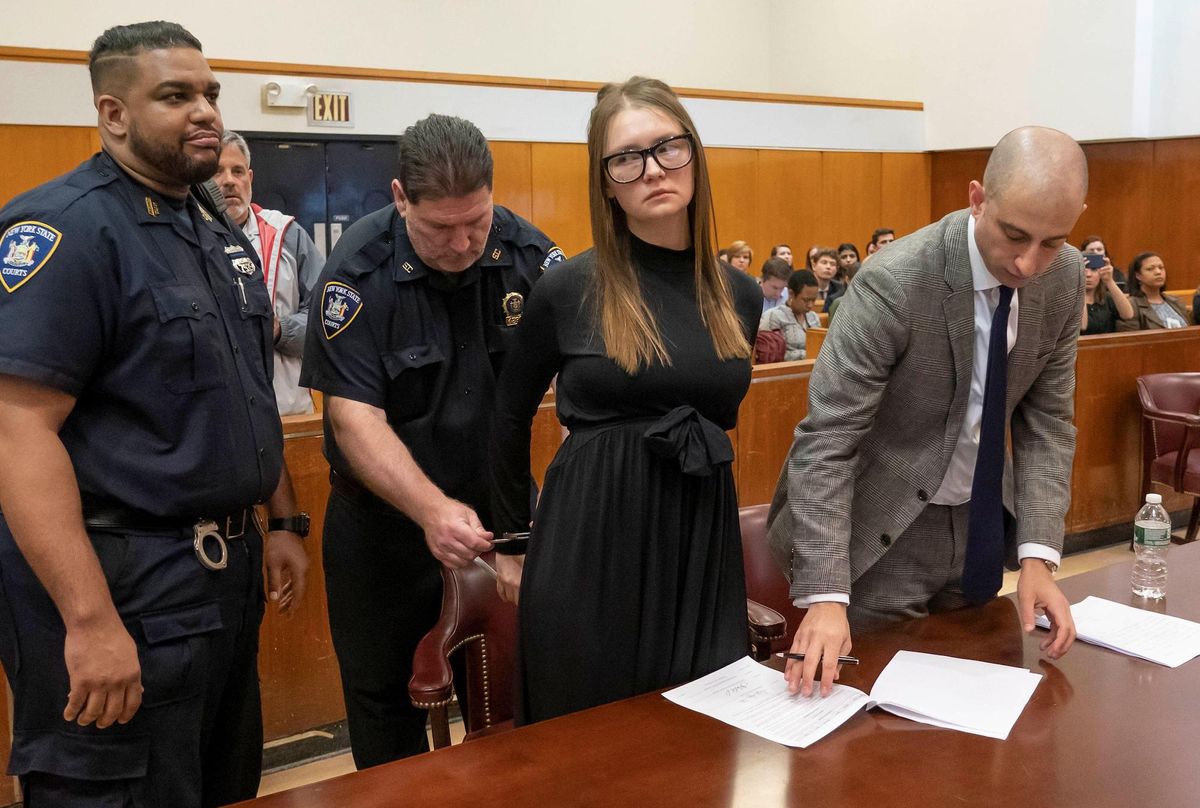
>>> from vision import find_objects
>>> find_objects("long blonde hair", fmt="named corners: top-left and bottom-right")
top-left (586, 77), bottom-right (750, 374)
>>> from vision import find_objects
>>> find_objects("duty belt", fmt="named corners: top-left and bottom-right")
top-left (82, 503), bottom-right (252, 571)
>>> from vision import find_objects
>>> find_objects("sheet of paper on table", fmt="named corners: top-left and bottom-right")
top-left (663, 651), bottom-right (1041, 748)
top-left (1035, 595), bottom-right (1200, 668)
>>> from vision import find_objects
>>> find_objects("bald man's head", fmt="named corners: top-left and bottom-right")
top-left (968, 127), bottom-right (1089, 289)
top-left (982, 126), bottom-right (1088, 207)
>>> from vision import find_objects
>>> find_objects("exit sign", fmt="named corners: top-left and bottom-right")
top-left (308, 92), bottom-right (353, 128)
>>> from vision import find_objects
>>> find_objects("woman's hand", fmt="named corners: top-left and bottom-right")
top-left (495, 554), bottom-right (525, 604)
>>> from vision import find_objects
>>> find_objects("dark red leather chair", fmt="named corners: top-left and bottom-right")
top-left (409, 536), bottom-right (788, 747)
top-left (740, 504), bottom-right (806, 657)
top-left (408, 555), bottom-right (516, 749)
top-left (1137, 372), bottom-right (1200, 543)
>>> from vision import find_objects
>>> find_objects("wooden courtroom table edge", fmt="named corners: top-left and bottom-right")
top-left (237, 544), bottom-right (1200, 808)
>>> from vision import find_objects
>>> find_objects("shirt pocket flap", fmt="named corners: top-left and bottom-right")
top-left (381, 344), bottom-right (445, 379)
top-left (150, 283), bottom-right (214, 322)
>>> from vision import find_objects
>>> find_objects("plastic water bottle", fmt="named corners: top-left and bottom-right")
top-left (1132, 493), bottom-right (1170, 599)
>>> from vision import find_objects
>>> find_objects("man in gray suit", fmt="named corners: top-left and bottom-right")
top-left (767, 127), bottom-right (1085, 697)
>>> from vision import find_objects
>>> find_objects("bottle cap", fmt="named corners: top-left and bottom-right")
top-left (1146, 493), bottom-right (1163, 504)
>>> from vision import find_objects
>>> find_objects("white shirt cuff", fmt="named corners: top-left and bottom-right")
top-left (793, 592), bottom-right (850, 608)
top-left (1017, 542), bottom-right (1062, 568)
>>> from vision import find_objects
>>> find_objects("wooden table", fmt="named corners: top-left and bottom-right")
top-left (237, 545), bottom-right (1200, 808)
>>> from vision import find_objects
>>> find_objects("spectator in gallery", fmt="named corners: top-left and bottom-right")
top-left (811, 246), bottom-right (843, 304)
top-left (726, 240), bottom-right (753, 271)
top-left (770, 243), bottom-right (794, 266)
top-left (1079, 234), bottom-right (1127, 289)
top-left (1080, 248), bottom-right (1133, 335)
top-left (805, 244), bottom-right (820, 270)
top-left (759, 256), bottom-right (792, 315)
top-left (866, 227), bottom-right (895, 255)
top-left (1119, 252), bottom-right (1189, 331)
top-left (836, 242), bottom-right (860, 283)
top-left (759, 269), bottom-right (821, 361)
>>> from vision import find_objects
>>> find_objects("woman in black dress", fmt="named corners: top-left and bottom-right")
top-left (489, 76), bottom-right (761, 724)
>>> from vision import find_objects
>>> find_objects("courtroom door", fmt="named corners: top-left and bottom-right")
top-left (241, 135), bottom-right (399, 257)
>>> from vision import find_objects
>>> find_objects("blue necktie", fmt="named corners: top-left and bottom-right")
top-left (962, 285), bottom-right (1014, 604)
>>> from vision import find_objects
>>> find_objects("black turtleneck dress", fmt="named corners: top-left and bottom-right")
top-left (489, 237), bottom-right (761, 724)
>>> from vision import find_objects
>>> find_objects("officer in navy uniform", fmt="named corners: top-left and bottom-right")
top-left (301, 113), bottom-right (563, 769)
top-left (0, 22), bottom-right (308, 808)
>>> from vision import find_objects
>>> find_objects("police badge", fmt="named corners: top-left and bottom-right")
top-left (502, 291), bottom-right (524, 327)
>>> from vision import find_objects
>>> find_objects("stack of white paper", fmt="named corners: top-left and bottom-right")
top-left (663, 652), bottom-right (1041, 748)
top-left (867, 651), bottom-right (1042, 740)
top-left (1035, 596), bottom-right (1200, 668)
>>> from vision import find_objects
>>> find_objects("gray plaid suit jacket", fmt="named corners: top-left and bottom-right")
top-left (766, 209), bottom-right (1085, 600)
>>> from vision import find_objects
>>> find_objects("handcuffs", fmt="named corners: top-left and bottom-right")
top-left (192, 511), bottom-right (248, 571)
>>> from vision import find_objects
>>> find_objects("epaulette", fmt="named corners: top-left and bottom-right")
top-left (333, 234), bottom-right (393, 282)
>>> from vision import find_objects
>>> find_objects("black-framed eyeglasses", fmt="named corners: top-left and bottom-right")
top-left (602, 133), bottom-right (695, 184)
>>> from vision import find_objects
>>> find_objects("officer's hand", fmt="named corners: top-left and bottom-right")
top-left (495, 553), bottom-right (525, 604)
top-left (63, 612), bottom-right (143, 729)
top-left (419, 497), bottom-right (493, 568)
top-left (272, 317), bottom-right (282, 344)
top-left (265, 531), bottom-right (309, 613)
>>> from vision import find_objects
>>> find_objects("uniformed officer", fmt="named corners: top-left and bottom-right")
top-left (301, 113), bottom-right (564, 769)
top-left (0, 22), bottom-right (308, 807)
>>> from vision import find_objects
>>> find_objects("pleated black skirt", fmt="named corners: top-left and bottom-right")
top-left (515, 407), bottom-right (748, 725)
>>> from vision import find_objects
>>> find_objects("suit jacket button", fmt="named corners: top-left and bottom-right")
top-left (917, 490), bottom-right (929, 502)
top-left (880, 534), bottom-right (892, 547)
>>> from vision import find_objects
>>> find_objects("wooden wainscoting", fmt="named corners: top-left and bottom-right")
top-left (1069, 327), bottom-right (1200, 533)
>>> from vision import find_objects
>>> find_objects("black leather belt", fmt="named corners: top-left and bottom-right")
top-left (82, 502), bottom-right (252, 571)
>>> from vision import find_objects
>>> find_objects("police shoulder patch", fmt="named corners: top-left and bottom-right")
top-left (540, 246), bottom-right (566, 272)
top-left (1, 221), bottom-right (63, 293)
top-left (321, 281), bottom-right (363, 340)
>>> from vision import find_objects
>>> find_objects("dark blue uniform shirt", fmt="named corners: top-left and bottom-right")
top-left (301, 204), bottom-right (563, 510)
top-left (0, 152), bottom-right (283, 517)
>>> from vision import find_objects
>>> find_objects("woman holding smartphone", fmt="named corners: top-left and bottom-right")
top-left (489, 76), bottom-right (760, 724)
top-left (1080, 251), bottom-right (1133, 334)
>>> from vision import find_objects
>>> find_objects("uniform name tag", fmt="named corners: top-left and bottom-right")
top-left (1, 221), bottom-right (62, 292)
top-left (322, 281), bottom-right (363, 339)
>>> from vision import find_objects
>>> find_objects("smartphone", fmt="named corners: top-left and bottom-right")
top-left (1084, 253), bottom-right (1107, 270)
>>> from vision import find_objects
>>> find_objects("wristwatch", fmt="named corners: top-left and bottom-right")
top-left (268, 513), bottom-right (310, 538)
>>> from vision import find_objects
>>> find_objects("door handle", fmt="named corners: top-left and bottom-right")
top-left (313, 222), bottom-right (328, 259)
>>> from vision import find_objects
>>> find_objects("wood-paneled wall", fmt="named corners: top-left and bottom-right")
top-left (0, 126), bottom-right (930, 268)
top-left (931, 138), bottom-right (1200, 292)
top-left (490, 140), bottom-right (932, 262)
top-left (0, 125), bottom-right (100, 207)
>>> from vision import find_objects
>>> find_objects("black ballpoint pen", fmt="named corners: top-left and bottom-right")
top-left (782, 652), bottom-right (860, 665)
